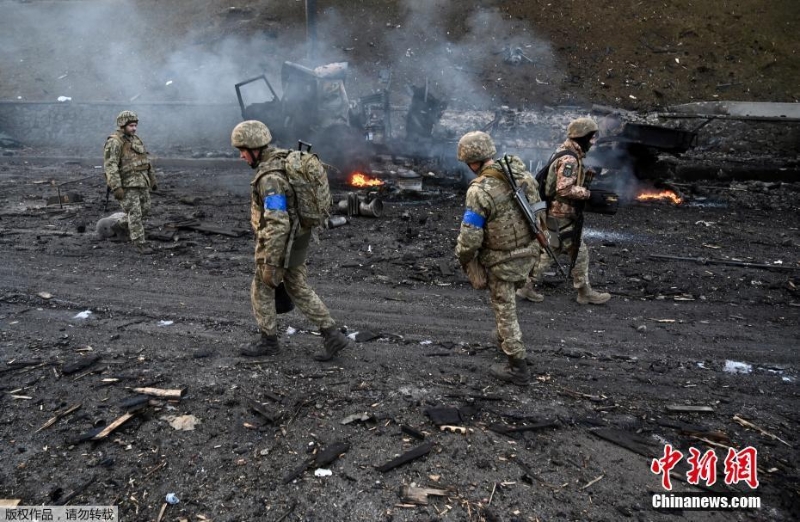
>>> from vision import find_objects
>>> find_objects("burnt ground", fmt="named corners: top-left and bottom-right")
top-left (0, 159), bottom-right (798, 521)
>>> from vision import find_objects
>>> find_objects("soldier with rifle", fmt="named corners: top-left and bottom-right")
top-left (455, 131), bottom-right (545, 386)
top-left (517, 117), bottom-right (611, 305)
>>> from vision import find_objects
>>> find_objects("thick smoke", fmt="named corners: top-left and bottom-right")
top-left (0, 1), bottom-right (285, 103)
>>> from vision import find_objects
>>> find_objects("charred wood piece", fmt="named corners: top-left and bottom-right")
top-left (62, 355), bottom-right (101, 375)
top-left (400, 425), bottom-right (425, 440)
top-left (376, 442), bottom-right (433, 473)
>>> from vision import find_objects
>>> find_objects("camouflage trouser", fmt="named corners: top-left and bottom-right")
top-left (488, 272), bottom-right (526, 360)
top-left (118, 188), bottom-right (151, 243)
top-left (530, 217), bottom-right (590, 288)
top-left (251, 263), bottom-right (336, 335)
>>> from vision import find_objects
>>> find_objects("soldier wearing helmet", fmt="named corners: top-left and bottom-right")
top-left (103, 110), bottom-right (157, 254)
top-left (455, 131), bottom-right (543, 386)
top-left (517, 117), bottom-right (611, 305)
top-left (231, 120), bottom-right (353, 361)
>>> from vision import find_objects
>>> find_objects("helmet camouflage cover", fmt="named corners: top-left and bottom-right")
top-left (457, 131), bottom-right (496, 163)
top-left (567, 117), bottom-right (599, 139)
top-left (116, 110), bottom-right (138, 128)
top-left (231, 120), bottom-right (272, 149)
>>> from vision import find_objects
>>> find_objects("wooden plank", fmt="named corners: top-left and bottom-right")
top-left (91, 413), bottom-right (135, 440)
top-left (132, 387), bottom-right (186, 399)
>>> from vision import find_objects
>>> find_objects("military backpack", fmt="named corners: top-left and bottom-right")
top-left (251, 150), bottom-right (333, 229)
top-left (534, 150), bottom-right (578, 204)
top-left (282, 150), bottom-right (332, 229)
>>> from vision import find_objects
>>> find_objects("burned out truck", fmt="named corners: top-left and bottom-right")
top-left (235, 61), bottom-right (371, 173)
top-left (235, 61), bottom-right (451, 178)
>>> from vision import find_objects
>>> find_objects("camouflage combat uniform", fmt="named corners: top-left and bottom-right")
top-left (529, 138), bottom-right (591, 288)
top-left (455, 156), bottom-right (541, 361)
top-left (250, 148), bottom-right (336, 337)
top-left (103, 130), bottom-right (154, 244)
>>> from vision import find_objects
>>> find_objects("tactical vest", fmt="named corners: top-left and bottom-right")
top-left (250, 150), bottom-right (295, 233)
top-left (108, 133), bottom-right (151, 178)
top-left (474, 167), bottom-right (533, 252)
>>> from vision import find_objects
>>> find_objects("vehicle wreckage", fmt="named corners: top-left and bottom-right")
top-left (234, 61), bottom-right (701, 211)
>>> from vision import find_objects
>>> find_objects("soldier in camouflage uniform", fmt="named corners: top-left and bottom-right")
top-left (455, 131), bottom-right (542, 386)
top-left (231, 120), bottom-right (353, 361)
top-left (103, 111), bottom-right (157, 254)
top-left (517, 117), bottom-right (611, 305)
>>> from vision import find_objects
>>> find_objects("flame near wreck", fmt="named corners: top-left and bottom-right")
top-left (635, 189), bottom-right (683, 205)
top-left (348, 172), bottom-right (385, 188)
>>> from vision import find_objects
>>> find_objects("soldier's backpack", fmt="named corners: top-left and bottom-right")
top-left (282, 150), bottom-right (333, 229)
top-left (534, 150), bottom-right (578, 203)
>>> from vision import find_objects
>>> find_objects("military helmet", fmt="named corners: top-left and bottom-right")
top-left (231, 120), bottom-right (272, 149)
top-left (116, 110), bottom-right (138, 128)
top-left (567, 117), bottom-right (599, 139)
top-left (457, 131), bottom-right (496, 163)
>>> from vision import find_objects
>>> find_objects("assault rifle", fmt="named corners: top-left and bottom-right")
top-left (499, 155), bottom-right (569, 280)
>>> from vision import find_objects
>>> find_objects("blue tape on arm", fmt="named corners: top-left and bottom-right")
top-left (462, 209), bottom-right (486, 228)
top-left (264, 194), bottom-right (287, 211)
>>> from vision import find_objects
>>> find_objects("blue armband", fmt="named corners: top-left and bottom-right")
top-left (462, 209), bottom-right (486, 228)
top-left (264, 194), bottom-right (287, 212)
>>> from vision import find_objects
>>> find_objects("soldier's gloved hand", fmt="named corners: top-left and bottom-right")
top-left (148, 172), bottom-right (157, 191)
top-left (113, 188), bottom-right (125, 200)
top-left (150, 183), bottom-right (158, 191)
top-left (258, 264), bottom-right (284, 289)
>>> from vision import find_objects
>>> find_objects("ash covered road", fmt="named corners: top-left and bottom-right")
top-left (1, 161), bottom-right (798, 521)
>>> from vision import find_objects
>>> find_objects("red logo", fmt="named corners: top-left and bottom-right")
top-left (652, 445), bottom-right (759, 490)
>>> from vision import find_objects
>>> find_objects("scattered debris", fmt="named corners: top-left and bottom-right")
top-left (35, 403), bottom-right (81, 433)
top-left (665, 405), bottom-right (715, 413)
top-left (61, 354), bottom-right (100, 375)
top-left (650, 254), bottom-right (800, 272)
top-left (89, 413), bottom-right (136, 441)
top-left (132, 387), bottom-right (187, 399)
top-left (376, 442), bottom-right (433, 473)
top-left (399, 484), bottom-right (451, 505)
top-left (400, 425), bottom-right (426, 440)
top-left (732, 415), bottom-right (790, 447)
top-left (164, 415), bottom-right (199, 431)
top-left (723, 360), bottom-right (752, 375)
top-left (72, 310), bottom-right (92, 320)
top-left (282, 441), bottom-right (350, 484)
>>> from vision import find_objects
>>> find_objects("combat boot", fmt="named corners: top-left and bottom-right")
top-left (576, 284), bottom-right (611, 305)
top-left (516, 281), bottom-right (544, 303)
top-left (135, 242), bottom-right (154, 255)
top-left (489, 356), bottom-right (530, 386)
top-left (241, 333), bottom-right (279, 357)
top-left (314, 326), bottom-right (352, 361)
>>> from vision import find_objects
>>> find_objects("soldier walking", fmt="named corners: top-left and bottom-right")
top-left (103, 110), bottom-right (157, 254)
top-left (231, 120), bottom-right (353, 361)
top-left (455, 131), bottom-right (542, 386)
top-left (517, 117), bottom-right (611, 305)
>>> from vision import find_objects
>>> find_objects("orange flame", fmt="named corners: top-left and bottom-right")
top-left (636, 190), bottom-right (683, 205)
top-left (349, 172), bottom-right (384, 188)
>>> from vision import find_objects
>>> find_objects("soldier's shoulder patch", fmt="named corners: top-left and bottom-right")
top-left (562, 162), bottom-right (574, 178)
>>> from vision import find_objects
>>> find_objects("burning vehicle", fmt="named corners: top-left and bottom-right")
top-left (235, 61), bottom-right (452, 178)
